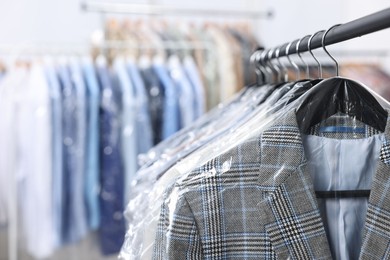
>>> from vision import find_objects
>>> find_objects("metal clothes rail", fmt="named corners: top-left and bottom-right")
top-left (80, 1), bottom-right (274, 19)
top-left (262, 7), bottom-right (390, 61)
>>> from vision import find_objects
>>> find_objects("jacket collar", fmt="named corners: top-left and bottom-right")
top-left (258, 109), bottom-right (390, 259)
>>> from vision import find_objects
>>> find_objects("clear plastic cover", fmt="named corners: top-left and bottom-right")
top-left (137, 86), bottom-right (253, 169)
top-left (120, 80), bottom-right (304, 258)
top-left (120, 77), bottom-right (390, 259)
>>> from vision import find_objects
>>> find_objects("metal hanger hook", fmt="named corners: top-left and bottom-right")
top-left (322, 24), bottom-right (342, 77)
top-left (296, 35), bottom-right (311, 78)
top-left (256, 50), bottom-right (269, 84)
top-left (252, 50), bottom-right (264, 84)
top-left (268, 47), bottom-right (281, 83)
top-left (260, 49), bottom-right (272, 83)
top-left (308, 30), bottom-right (325, 78)
top-left (286, 41), bottom-right (300, 80)
top-left (275, 45), bottom-right (288, 82)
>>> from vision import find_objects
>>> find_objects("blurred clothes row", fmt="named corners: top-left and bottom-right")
top-left (94, 20), bottom-right (260, 110)
top-left (0, 53), bottom-right (208, 259)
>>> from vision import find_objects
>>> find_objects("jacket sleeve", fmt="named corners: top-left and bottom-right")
top-left (153, 189), bottom-right (203, 260)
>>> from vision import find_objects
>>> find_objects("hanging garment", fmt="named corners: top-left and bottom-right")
top-left (227, 28), bottom-right (257, 85)
top-left (58, 63), bottom-right (87, 244)
top-left (113, 57), bottom-right (137, 207)
top-left (96, 60), bottom-right (126, 255)
top-left (141, 66), bottom-right (165, 144)
top-left (0, 38), bottom-right (219, 258)
top-left (82, 57), bottom-right (101, 231)
top-left (167, 55), bottom-right (195, 129)
top-left (152, 59), bottom-right (180, 140)
top-left (17, 65), bottom-right (56, 258)
top-left (119, 69), bottom-right (390, 259)
top-left (127, 61), bottom-right (154, 155)
top-left (44, 63), bottom-right (64, 248)
top-left (0, 69), bottom-right (26, 228)
top-left (183, 56), bottom-right (206, 119)
top-left (69, 59), bottom-right (89, 238)
top-left (120, 81), bottom-right (308, 259)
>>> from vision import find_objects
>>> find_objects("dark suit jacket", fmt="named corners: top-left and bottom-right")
top-left (153, 110), bottom-right (390, 259)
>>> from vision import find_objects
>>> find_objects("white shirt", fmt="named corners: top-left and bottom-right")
top-left (0, 69), bottom-right (26, 227)
top-left (16, 64), bottom-right (55, 258)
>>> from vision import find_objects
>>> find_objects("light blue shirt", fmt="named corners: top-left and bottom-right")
top-left (57, 64), bottom-right (81, 243)
top-left (81, 58), bottom-right (101, 230)
top-left (168, 56), bottom-right (195, 129)
top-left (183, 56), bottom-right (205, 119)
top-left (127, 61), bottom-right (153, 156)
top-left (44, 64), bottom-right (63, 248)
top-left (68, 60), bottom-right (88, 241)
top-left (113, 58), bottom-right (137, 206)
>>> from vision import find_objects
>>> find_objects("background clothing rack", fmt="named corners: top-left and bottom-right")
top-left (80, 1), bottom-right (274, 19)
top-left (97, 40), bottom-right (213, 50)
top-left (262, 7), bottom-right (390, 61)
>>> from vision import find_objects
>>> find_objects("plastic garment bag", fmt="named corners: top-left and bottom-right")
top-left (137, 86), bottom-right (256, 169)
top-left (122, 74), bottom-right (390, 259)
top-left (130, 76), bottom-right (390, 259)
top-left (119, 84), bottom-right (274, 259)
top-left (130, 85), bottom-right (273, 205)
top-left (119, 79), bottom-right (320, 259)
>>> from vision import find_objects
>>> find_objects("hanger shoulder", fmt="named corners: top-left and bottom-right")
top-left (295, 77), bottom-right (387, 133)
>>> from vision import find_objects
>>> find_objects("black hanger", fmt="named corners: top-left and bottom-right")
top-left (296, 77), bottom-right (387, 133)
top-left (295, 25), bottom-right (387, 134)
top-left (316, 190), bottom-right (370, 199)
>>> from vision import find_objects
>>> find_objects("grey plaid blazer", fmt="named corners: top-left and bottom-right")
top-left (153, 110), bottom-right (390, 259)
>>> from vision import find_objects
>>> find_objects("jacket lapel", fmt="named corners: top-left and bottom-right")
top-left (359, 118), bottom-right (390, 259)
top-left (257, 111), bottom-right (332, 259)
top-left (263, 163), bottom-right (332, 259)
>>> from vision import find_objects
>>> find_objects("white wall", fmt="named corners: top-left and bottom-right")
top-left (0, 0), bottom-right (260, 46)
top-left (0, 0), bottom-right (101, 46)
top-left (258, 1), bottom-right (390, 70)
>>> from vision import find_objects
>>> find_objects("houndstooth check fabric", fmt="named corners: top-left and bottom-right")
top-left (153, 109), bottom-right (390, 260)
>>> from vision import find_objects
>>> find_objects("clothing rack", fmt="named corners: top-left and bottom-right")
top-left (80, 1), bottom-right (274, 19)
top-left (98, 40), bottom-right (213, 50)
top-left (262, 7), bottom-right (390, 61)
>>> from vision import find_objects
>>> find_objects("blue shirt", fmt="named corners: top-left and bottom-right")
top-left (183, 57), bottom-right (205, 119)
top-left (140, 66), bottom-right (165, 145)
top-left (81, 58), bottom-right (101, 230)
top-left (57, 63), bottom-right (87, 244)
top-left (44, 64), bottom-right (63, 248)
top-left (113, 58), bottom-right (137, 207)
top-left (96, 62), bottom-right (126, 255)
top-left (69, 60), bottom-right (89, 240)
top-left (168, 56), bottom-right (195, 129)
top-left (127, 62), bottom-right (153, 155)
